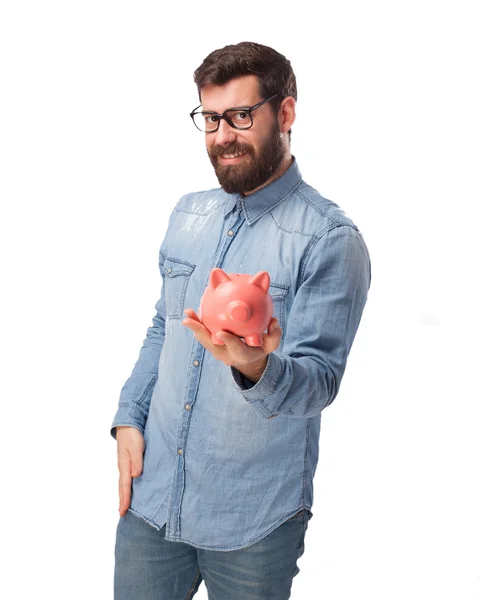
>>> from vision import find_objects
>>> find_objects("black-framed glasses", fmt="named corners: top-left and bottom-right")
top-left (190, 94), bottom-right (279, 133)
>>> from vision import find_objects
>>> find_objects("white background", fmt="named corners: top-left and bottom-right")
top-left (1, 1), bottom-right (478, 598)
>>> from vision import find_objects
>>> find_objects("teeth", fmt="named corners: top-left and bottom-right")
top-left (223, 151), bottom-right (245, 159)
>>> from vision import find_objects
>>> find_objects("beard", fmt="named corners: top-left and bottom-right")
top-left (207, 121), bottom-right (286, 195)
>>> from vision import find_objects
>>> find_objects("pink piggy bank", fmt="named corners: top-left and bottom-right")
top-left (198, 268), bottom-right (273, 347)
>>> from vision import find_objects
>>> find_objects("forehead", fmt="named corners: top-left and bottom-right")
top-left (200, 75), bottom-right (261, 111)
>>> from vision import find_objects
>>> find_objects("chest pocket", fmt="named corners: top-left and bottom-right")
top-left (163, 257), bottom-right (196, 318)
top-left (268, 282), bottom-right (289, 332)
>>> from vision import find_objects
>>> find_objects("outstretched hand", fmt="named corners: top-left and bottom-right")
top-left (181, 308), bottom-right (282, 372)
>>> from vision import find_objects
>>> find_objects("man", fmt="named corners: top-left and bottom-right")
top-left (111, 41), bottom-right (371, 600)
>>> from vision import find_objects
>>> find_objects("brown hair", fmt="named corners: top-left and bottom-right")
top-left (193, 41), bottom-right (297, 140)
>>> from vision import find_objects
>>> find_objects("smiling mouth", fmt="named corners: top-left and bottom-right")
top-left (218, 150), bottom-right (248, 161)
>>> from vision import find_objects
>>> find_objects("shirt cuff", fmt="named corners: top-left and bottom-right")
top-left (230, 352), bottom-right (284, 419)
top-left (110, 403), bottom-right (147, 440)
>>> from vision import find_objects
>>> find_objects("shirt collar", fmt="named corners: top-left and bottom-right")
top-left (223, 156), bottom-right (302, 225)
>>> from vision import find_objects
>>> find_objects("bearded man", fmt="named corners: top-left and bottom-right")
top-left (111, 41), bottom-right (371, 600)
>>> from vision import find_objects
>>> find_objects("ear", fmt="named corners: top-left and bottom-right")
top-left (278, 96), bottom-right (296, 133)
top-left (210, 268), bottom-right (231, 291)
top-left (248, 271), bottom-right (270, 294)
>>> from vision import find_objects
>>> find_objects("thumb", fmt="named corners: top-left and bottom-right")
top-left (268, 318), bottom-right (281, 335)
top-left (263, 318), bottom-right (282, 349)
top-left (130, 449), bottom-right (143, 478)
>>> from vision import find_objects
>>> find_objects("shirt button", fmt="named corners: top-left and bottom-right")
top-left (167, 267), bottom-right (172, 273)
top-left (184, 403), bottom-right (191, 411)
top-left (177, 448), bottom-right (183, 455)
top-left (227, 230), bottom-right (234, 236)
top-left (193, 359), bottom-right (199, 366)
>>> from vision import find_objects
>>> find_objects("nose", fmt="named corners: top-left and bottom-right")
top-left (214, 118), bottom-right (237, 146)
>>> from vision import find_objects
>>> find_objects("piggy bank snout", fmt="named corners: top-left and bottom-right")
top-left (227, 300), bottom-right (251, 323)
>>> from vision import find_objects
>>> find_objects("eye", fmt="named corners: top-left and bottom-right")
top-left (232, 111), bottom-right (249, 122)
top-left (205, 114), bottom-right (219, 124)
top-left (227, 110), bottom-right (252, 128)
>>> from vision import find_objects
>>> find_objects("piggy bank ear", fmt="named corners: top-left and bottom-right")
top-left (248, 271), bottom-right (270, 294)
top-left (210, 268), bottom-right (231, 291)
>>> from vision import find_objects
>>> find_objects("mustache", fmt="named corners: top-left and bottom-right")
top-left (209, 143), bottom-right (252, 158)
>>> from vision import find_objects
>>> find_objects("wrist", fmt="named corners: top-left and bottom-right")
top-left (238, 356), bottom-right (268, 383)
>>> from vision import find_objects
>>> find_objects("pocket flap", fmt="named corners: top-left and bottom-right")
top-left (163, 257), bottom-right (196, 278)
top-left (268, 282), bottom-right (289, 298)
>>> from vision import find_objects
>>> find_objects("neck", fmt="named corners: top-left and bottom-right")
top-left (242, 153), bottom-right (293, 197)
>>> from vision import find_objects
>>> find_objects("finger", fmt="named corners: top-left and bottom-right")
top-left (118, 482), bottom-right (131, 516)
top-left (269, 318), bottom-right (281, 334)
top-left (182, 314), bottom-right (208, 337)
top-left (182, 313), bottom-right (216, 349)
top-left (118, 450), bottom-right (132, 515)
top-left (215, 331), bottom-right (257, 366)
top-left (130, 451), bottom-right (143, 478)
top-left (263, 318), bottom-right (282, 350)
top-left (215, 330), bottom-right (243, 347)
top-left (183, 308), bottom-right (201, 323)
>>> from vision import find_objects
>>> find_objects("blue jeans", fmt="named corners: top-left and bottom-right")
top-left (114, 508), bottom-right (312, 600)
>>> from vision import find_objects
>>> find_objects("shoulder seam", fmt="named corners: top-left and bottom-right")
top-left (295, 187), bottom-right (343, 226)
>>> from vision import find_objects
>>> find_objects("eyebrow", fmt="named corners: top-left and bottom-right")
top-left (200, 108), bottom-right (243, 115)
top-left (200, 101), bottom-right (260, 114)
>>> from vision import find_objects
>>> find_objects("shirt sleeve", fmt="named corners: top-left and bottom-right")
top-left (230, 223), bottom-right (371, 419)
top-left (109, 243), bottom-right (168, 440)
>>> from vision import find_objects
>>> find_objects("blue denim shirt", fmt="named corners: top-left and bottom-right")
top-left (110, 157), bottom-right (371, 551)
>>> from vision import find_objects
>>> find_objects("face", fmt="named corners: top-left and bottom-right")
top-left (200, 75), bottom-right (286, 195)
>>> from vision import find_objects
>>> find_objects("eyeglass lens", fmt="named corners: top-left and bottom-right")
top-left (193, 109), bottom-right (253, 132)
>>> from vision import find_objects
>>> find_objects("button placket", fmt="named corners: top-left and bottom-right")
top-left (170, 203), bottom-right (245, 539)
top-left (226, 204), bottom-right (242, 238)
